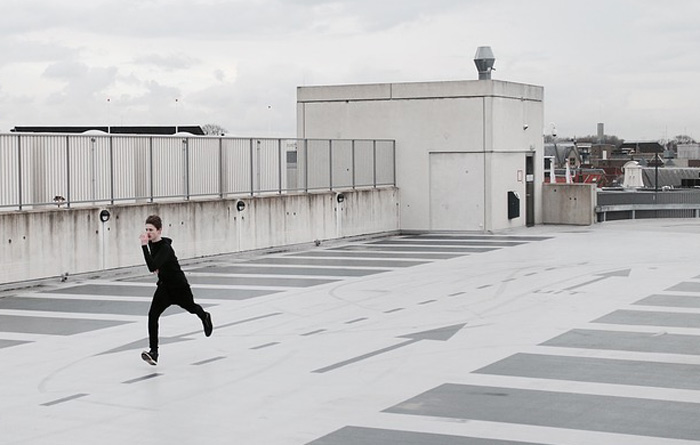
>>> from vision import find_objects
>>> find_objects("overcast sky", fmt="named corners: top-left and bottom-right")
top-left (1, 0), bottom-right (698, 141)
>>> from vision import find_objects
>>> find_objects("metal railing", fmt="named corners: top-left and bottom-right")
top-left (596, 189), bottom-right (700, 222)
top-left (0, 134), bottom-right (396, 211)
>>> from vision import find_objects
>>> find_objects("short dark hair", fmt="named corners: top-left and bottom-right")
top-left (145, 214), bottom-right (162, 230)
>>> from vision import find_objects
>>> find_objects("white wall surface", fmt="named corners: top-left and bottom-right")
top-left (297, 79), bottom-right (544, 231)
top-left (0, 188), bottom-right (399, 285)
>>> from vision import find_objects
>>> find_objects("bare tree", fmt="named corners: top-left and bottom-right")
top-left (202, 124), bottom-right (228, 136)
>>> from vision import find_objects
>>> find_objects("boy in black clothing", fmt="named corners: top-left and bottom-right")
top-left (140, 214), bottom-right (213, 365)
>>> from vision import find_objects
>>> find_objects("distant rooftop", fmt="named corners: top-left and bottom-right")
top-left (10, 125), bottom-right (205, 136)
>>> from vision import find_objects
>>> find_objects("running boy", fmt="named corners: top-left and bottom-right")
top-left (140, 214), bottom-right (213, 365)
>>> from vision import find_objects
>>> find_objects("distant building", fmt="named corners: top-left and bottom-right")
top-left (544, 142), bottom-right (581, 168)
top-left (11, 125), bottom-right (205, 136)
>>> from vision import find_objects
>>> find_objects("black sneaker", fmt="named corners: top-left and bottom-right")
top-left (141, 350), bottom-right (158, 366)
top-left (203, 312), bottom-right (213, 337)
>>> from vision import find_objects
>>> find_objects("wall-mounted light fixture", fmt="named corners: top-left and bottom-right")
top-left (336, 193), bottom-right (345, 203)
top-left (236, 200), bottom-right (246, 211)
top-left (99, 209), bottom-right (111, 223)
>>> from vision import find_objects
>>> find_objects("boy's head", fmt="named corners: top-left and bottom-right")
top-left (144, 215), bottom-right (163, 242)
top-left (145, 214), bottom-right (162, 230)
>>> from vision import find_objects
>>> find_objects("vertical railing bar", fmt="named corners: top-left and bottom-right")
top-left (393, 140), bottom-right (397, 186)
top-left (329, 139), bottom-right (333, 191)
top-left (249, 138), bottom-right (255, 196)
top-left (149, 137), bottom-right (154, 202)
top-left (184, 138), bottom-right (190, 200)
top-left (219, 137), bottom-right (224, 198)
top-left (109, 136), bottom-right (115, 205)
top-left (351, 139), bottom-right (356, 189)
top-left (304, 139), bottom-right (308, 193)
top-left (66, 136), bottom-right (71, 209)
top-left (372, 139), bottom-right (377, 188)
top-left (17, 135), bottom-right (23, 211)
top-left (278, 138), bottom-right (283, 194)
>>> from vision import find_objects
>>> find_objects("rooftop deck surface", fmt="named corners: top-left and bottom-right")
top-left (2, 219), bottom-right (700, 445)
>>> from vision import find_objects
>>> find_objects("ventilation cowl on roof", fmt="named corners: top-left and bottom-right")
top-left (474, 46), bottom-right (495, 80)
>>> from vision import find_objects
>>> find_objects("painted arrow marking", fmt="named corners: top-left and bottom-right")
top-left (564, 269), bottom-right (631, 291)
top-left (312, 323), bottom-right (466, 373)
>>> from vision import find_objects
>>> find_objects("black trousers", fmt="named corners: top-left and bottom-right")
top-left (148, 284), bottom-right (206, 351)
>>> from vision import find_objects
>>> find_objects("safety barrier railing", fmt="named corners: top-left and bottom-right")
top-left (0, 134), bottom-right (396, 210)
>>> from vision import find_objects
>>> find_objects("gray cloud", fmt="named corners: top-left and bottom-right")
top-left (132, 53), bottom-right (199, 71)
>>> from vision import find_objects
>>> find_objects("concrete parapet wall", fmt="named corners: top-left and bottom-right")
top-left (1, 188), bottom-right (399, 285)
top-left (542, 183), bottom-right (596, 225)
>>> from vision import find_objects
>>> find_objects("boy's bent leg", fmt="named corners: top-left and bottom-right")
top-left (176, 286), bottom-right (213, 336)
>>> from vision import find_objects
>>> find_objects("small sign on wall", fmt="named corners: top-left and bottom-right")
top-left (517, 170), bottom-right (523, 182)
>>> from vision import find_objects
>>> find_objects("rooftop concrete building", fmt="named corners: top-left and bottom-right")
top-left (297, 78), bottom-right (544, 232)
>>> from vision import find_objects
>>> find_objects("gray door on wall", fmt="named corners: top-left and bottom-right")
top-left (429, 152), bottom-right (485, 231)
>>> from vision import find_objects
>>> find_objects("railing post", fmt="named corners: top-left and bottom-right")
top-left (149, 137), bottom-right (154, 202)
top-left (372, 139), bottom-right (377, 188)
top-left (249, 138), bottom-right (255, 196)
top-left (17, 135), bottom-right (23, 211)
top-left (329, 139), bottom-right (333, 191)
top-left (66, 136), bottom-right (71, 209)
top-left (183, 138), bottom-right (190, 200)
top-left (304, 139), bottom-right (308, 193)
top-left (278, 138), bottom-right (283, 194)
top-left (351, 139), bottom-right (356, 189)
top-left (109, 136), bottom-right (115, 205)
top-left (392, 140), bottom-right (397, 186)
top-left (219, 137), bottom-right (224, 198)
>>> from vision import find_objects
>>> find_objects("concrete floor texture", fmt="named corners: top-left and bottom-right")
top-left (2, 219), bottom-right (700, 444)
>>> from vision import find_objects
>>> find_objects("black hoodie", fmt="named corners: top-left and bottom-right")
top-left (141, 237), bottom-right (189, 288)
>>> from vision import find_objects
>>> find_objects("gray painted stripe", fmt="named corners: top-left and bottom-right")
top-left (384, 308), bottom-right (404, 314)
top-left (313, 339), bottom-right (418, 373)
top-left (251, 342), bottom-right (279, 350)
top-left (402, 235), bottom-right (551, 241)
top-left (46, 284), bottom-right (280, 301)
top-left (345, 317), bottom-right (367, 324)
top-left (123, 373), bottom-right (162, 384)
top-left (129, 275), bottom-right (337, 287)
top-left (593, 309), bottom-right (700, 328)
top-left (288, 250), bottom-right (462, 260)
top-left (249, 257), bottom-right (428, 268)
top-left (541, 329), bottom-right (700, 355)
top-left (0, 314), bottom-right (129, 336)
top-left (474, 353), bottom-right (700, 390)
top-left (384, 383), bottom-right (700, 441)
top-left (0, 296), bottom-right (151, 316)
top-left (332, 245), bottom-right (491, 253)
top-left (370, 240), bottom-right (525, 247)
top-left (250, 341), bottom-right (280, 349)
top-left (46, 284), bottom-right (156, 297)
top-left (0, 297), bottom-right (214, 316)
top-left (188, 265), bottom-right (387, 277)
top-left (666, 282), bottom-right (700, 293)
top-left (192, 356), bottom-right (226, 366)
top-left (634, 294), bottom-right (700, 308)
top-left (0, 338), bottom-right (31, 349)
top-left (42, 393), bottom-right (89, 407)
top-left (418, 299), bottom-right (437, 305)
top-left (301, 329), bottom-right (327, 336)
top-left (308, 426), bottom-right (546, 445)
